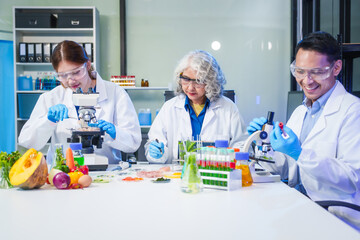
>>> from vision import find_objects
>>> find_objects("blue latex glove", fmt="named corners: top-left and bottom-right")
top-left (270, 121), bottom-right (302, 160)
top-left (90, 120), bottom-right (116, 139)
top-left (47, 104), bottom-right (68, 123)
top-left (149, 140), bottom-right (164, 159)
top-left (247, 117), bottom-right (267, 135)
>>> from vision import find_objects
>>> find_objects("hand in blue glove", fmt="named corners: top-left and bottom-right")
top-left (247, 117), bottom-right (267, 135)
top-left (47, 104), bottom-right (69, 123)
top-left (97, 120), bottom-right (116, 139)
top-left (270, 121), bottom-right (302, 160)
top-left (149, 140), bottom-right (164, 159)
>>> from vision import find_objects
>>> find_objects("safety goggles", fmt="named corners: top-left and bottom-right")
top-left (56, 63), bottom-right (87, 82)
top-left (179, 73), bottom-right (205, 89)
top-left (290, 60), bottom-right (335, 81)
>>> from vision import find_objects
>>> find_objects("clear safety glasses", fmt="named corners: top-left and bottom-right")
top-left (179, 73), bottom-right (205, 89)
top-left (290, 60), bottom-right (335, 81)
top-left (56, 63), bottom-right (87, 82)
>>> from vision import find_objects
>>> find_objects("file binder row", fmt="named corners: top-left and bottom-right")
top-left (18, 42), bottom-right (93, 63)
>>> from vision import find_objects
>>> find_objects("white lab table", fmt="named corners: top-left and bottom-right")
top-left (0, 164), bottom-right (359, 240)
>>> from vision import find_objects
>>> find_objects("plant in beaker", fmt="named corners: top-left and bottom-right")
top-left (181, 152), bottom-right (203, 193)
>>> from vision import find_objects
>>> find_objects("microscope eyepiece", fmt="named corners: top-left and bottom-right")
top-left (76, 87), bottom-right (83, 93)
top-left (267, 111), bottom-right (274, 124)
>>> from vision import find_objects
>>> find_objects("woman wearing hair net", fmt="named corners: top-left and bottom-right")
top-left (145, 50), bottom-right (247, 163)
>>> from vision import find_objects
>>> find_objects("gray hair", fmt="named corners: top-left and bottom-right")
top-left (174, 50), bottom-right (226, 102)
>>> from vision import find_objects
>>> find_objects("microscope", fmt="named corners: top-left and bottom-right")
top-left (241, 111), bottom-right (278, 182)
top-left (67, 87), bottom-right (108, 171)
top-left (242, 111), bottom-right (275, 160)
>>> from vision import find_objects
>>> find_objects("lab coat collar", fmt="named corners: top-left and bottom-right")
top-left (173, 94), bottom-right (192, 137)
top-left (95, 73), bottom-right (108, 103)
top-left (207, 97), bottom-right (223, 110)
top-left (174, 94), bottom-right (187, 109)
top-left (304, 80), bottom-right (345, 142)
top-left (322, 80), bottom-right (344, 115)
top-left (173, 94), bottom-right (224, 138)
top-left (174, 94), bottom-right (221, 110)
top-left (201, 97), bottom-right (223, 130)
top-left (93, 73), bottom-right (108, 120)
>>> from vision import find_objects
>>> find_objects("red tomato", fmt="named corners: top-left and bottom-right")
top-left (78, 165), bottom-right (89, 175)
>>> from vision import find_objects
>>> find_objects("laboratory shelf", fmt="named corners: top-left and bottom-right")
top-left (17, 90), bottom-right (47, 93)
top-left (16, 62), bottom-right (53, 66)
top-left (17, 118), bottom-right (29, 121)
top-left (122, 87), bottom-right (169, 90)
top-left (342, 43), bottom-right (360, 58)
top-left (13, 6), bottom-right (99, 152)
top-left (15, 28), bottom-right (94, 35)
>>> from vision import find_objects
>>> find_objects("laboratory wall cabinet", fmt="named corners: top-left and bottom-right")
top-left (13, 6), bottom-right (99, 154)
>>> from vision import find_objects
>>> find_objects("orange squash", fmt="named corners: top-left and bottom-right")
top-left (9, 148), bottom-right (48, 189)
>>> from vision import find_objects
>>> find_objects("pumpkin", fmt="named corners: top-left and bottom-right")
top-left (9, 148), bottom-right (48, 189)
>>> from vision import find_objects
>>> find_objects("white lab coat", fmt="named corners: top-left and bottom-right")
top-left (146, 94), bottom-right (247, 163)
top-left (18, 74), bottom-right (141, 164)
top-left (261, 81), bottom-right (360, 230)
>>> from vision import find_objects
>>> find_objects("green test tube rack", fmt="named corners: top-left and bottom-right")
top-left (199, 169), bottom-right (242, 191)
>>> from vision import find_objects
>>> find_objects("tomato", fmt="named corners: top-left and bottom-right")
top-left (78, 165), bottom-right (89, 175)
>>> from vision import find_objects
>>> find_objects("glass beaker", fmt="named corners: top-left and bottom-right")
top-left (0, 163), bottom-right (12, 189)
top-left (181, 152), bottom-right (203, 193)
top-left (178, 141), bottom-right (186, 165)
top-left (70, 143), bottom-right (84, 166)
top-left (235, 152), bottom-right (253, 187)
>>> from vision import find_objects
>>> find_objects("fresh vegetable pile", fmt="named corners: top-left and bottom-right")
top-left (48, 147), bottom-right (92, 190)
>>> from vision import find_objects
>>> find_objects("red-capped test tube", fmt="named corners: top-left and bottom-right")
top-left (279, 122), bottom-right (289, 139)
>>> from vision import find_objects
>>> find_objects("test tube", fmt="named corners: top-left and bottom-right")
top-left (210, 148), bottom-right (217, 185)
top-left (279, 122), bottom-right (289, 139)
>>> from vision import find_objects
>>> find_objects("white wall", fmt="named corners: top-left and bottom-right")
top-left (126, 0), bottom-right (291, 125)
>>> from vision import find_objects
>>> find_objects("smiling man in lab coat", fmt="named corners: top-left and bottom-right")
top-left (247, 32), bottom-right (360, 231)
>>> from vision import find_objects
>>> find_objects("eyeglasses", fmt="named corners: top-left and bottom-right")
top-left (290, 60), bottom-right (335, 81)
top-left (56, 63), bottom-right (87, 81)
top-left (179, 73), bottom-right (205, 89)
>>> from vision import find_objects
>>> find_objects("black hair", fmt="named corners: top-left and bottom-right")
top-left (295, 31), bottom-right (341, 63)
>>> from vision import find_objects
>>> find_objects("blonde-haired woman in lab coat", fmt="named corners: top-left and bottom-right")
top-left (146, 50), bottom-right (247, 164)
top-left (19, 40), bottom-right (141, 164)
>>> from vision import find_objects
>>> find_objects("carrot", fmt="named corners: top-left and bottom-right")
top-left (66, 147), bottom-right (75, 171)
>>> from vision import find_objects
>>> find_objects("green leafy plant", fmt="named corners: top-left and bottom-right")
top-left (53, 147), bottom-right (70, 173)
top-left (178, 140), bottom-right (198, 161)
top-left (0, 151), bottom-right (21, 188)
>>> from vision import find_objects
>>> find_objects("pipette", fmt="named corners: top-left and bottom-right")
top-left (155, 139), bottom-right (163, 154)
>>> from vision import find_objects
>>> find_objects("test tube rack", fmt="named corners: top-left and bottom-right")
top-left (199, 169), bottom-right (242, 191)
top-left (110, 75), bottom-right (136, 87)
